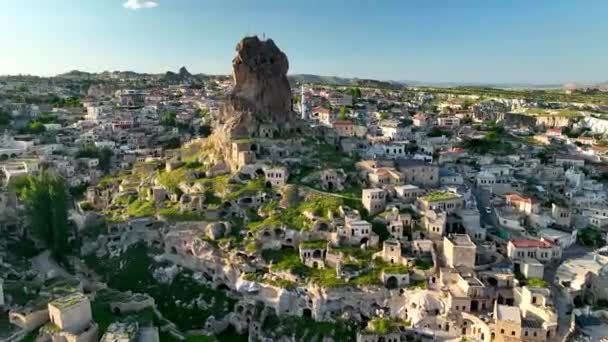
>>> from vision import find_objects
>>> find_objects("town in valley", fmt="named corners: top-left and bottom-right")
top-left (2, 3), bottom-right (608, 342)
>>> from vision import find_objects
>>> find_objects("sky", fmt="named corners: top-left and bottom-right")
top-left (0, 0), bottom-right (607, 84)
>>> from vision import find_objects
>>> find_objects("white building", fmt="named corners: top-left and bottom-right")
top-left (507, 239), bottom-right (562, 264)
top-left (328, 94), bottom-right (353, 107)
top-left (0, 132), bottom-right (33, 158)
top-left (264, 166), bottom-right (288, 187)
top-left (539, 228), bottom-right (577, 249)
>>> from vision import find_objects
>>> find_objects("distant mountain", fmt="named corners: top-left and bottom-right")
top-left (49, 70), bottom-right (606, 91)
top-left (288, 74), bottom-right (352, 85)
top-left (564, 81), bottom-right (608, 91)
top-left (162, 66), bottom-right (204, 85)
top-left (289, 74), bottom-right (566, 89)
top-left (56, 70), bottom-right (95, 79)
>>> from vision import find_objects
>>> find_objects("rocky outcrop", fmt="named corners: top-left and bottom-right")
top-left (163, 66), bottom-right (200, 85)
top-left (497, 112), bottom-right (573, 128)
top-left (217, 36), bottom-right (302, 139)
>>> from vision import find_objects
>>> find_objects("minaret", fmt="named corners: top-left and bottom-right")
top-left (300, 84), bottom-right (307, 120)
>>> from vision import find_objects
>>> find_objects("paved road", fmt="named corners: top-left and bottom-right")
top-left (543, 244), bottom-right (593, 338)
top-left (466, 180), bottom-right (499, 230)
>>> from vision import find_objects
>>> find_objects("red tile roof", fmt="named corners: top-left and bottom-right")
top-left (332, 120), bottom-right (354, 127)
top-left (510, 239), bottom-right (553, 248)
top-left (312, 107), bottom-right (330, 114)
top-left (505, 193), bottom-right (538, 204)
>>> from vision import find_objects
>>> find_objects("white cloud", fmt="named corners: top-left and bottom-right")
top-left (123, 0), bottom-right (159, 10)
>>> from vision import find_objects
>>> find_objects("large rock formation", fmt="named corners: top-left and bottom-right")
top-left (217, 36), bottom-right (301, 139)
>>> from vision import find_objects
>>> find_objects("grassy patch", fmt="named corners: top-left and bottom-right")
top-left (158, 205), bottom-right (204, 222)
top-left (313, 144), bottom-right (359, 172)
top-left (126, 198), bottom-right (156, 217)
top-left (414, 258), bottom-right (433, 270)
top-left (249, 195), bottom-right (344, 232)
top-left (526, 278), bottom-right (549, 288)
top-left (156, 168), bottom-right (189, 194)
top-left (262, 314), bottom-right (356, 342)
top-left (367, 317), bottom-right (399, 334)
top-left (420, 191), bottom-right (459, 202)
top-left (578, 227), bottom-right (604, 248)
top-left (223, 178), bottom-right (266, 201)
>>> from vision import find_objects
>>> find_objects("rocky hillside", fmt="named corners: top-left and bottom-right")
top-left (217, 36), bottom-right (302, 139)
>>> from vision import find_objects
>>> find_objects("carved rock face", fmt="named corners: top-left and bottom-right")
top-left (217, 36), bottom-right (299, 139)
top-left (231, 36), bottom-right (292, 115)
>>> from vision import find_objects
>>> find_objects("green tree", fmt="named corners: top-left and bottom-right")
top-left (338, 106), bottom-right (348, 120)
top-left (161, 111), bottom-right (177, 126)
top-left (23, 121), bottom-right (46, 134)
top-left (20, 172), bottom-right (71, 260)
top-left (195, 108), bottom-right (210, 119)
top-left (99, 147), bottom-right (113, 172)
top-left (76, 145), bottom-right (99, 158)
top-left (0, 110), bottom-right (11, 126)
top-left (348, 87), bottom-right (362, 99)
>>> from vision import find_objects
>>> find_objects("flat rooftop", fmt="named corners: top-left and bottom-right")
top-left (495, 305), bottom-right (521, 323)
top-left (49, 292), bottom-right (88, 310)
top-left (420, 191), bottom-right (460, 202)
top-left (447, 234), bottom-right (475, 247)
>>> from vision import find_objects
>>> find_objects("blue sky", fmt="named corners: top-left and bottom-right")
top-left (0, 0), bottom-right (607, 83)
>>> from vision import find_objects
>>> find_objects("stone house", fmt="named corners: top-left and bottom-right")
top-left (507, 239), bottom-right (562, 265)
top-left (493, 304), bottom-right (522, 342)
top-left (443, 234), bottom-right (476, 269)
top-left (421, 209), bottom-right (447, 236)
top-left (362, 188), bottom-right (386, 216)
top-left (513, 286), bottom-right (558, 342)
top-left (9, 307), bottom-right (49, 332)
top-left (230, 141), bottom-right (257, 170)
top-left (554, 154), bottom-right (585, 168)
top-left (146, 187), bottom-right (167, 205)
top-left (438, 168), bottom-right (464, 186)
top-left (380, 271), bottom-right (409, 289)
top-left (505, 193), bottom-right (540, 215)
top-left (582, 205), bottom-right (608, 228)
top-left (520, 259), bottom-right (544, 279)
top-left (393, 184), bottom-right (424, 203)
top-left (47, 292), bottom-right (98, 342)
top-left (551, 203), bottom-right (571, 227)
top-left (340, 217), bottom-right (378, 247)
top-left (179, 193), bottom-right (206, 213)
top-left (379, 239), bottom-right (404, 265)
top-left (263, 166), bottom-right (288, 187)
top-left (299, 241), bottom-right (326, 269)
top-left (319, 169), bottom-right (345, 191)
top-left (417, 191), bottom-right (464, 214)
top-left (367, 167), bottom-right (402, 187)
top-left (331, 120), bottom-right (357, 137)
top-left (396, 159), bottom-right (439, 187)
top-left (258, 124), bottom-right (276, 138)
top-left (441, 268), bottom-right (490, 313)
